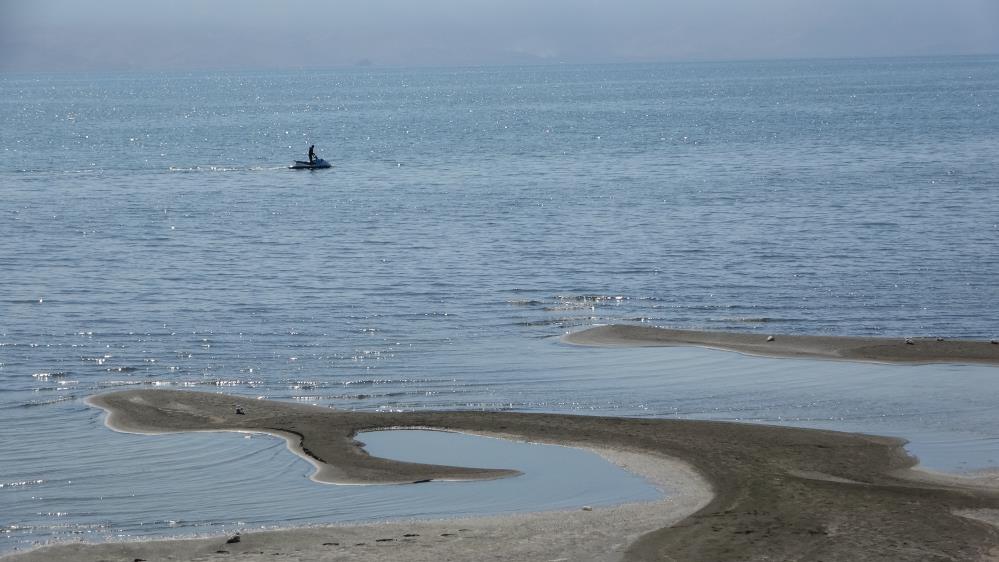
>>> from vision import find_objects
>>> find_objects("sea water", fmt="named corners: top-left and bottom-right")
top-left (2, 56), bottom-right (999, 552)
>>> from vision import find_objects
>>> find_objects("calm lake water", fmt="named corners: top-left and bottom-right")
top-left (2, 56), bottom-right (999, 553)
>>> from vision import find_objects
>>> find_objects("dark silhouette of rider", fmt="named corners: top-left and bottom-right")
top-left (308, 145), bottom-right (316, 163)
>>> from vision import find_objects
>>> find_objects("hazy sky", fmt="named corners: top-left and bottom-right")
top-left (2, 0), bottom-right (997, 70)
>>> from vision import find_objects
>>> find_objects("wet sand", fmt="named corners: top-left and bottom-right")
top-left (6, 388), bottom-right (999, 561)
top-left (564, 324), bottom-right (999, 365)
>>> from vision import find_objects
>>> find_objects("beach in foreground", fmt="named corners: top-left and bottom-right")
top-left (7, 378), bottom-right (999, 562)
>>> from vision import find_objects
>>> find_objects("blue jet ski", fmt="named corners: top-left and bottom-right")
top-left (289, 158), bottom-right (332, 170)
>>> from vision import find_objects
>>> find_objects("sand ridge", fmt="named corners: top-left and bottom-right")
top-left (564, 324), bottom-right (999, 365)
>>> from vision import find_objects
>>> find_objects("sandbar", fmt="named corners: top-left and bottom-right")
top-left (564, 324), bottom-right (999, 365)
top-left (6, 388), bottom-right (999, 561)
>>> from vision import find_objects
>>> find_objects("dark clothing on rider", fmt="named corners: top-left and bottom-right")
top-left (308, 145), bottom-right (316, 163)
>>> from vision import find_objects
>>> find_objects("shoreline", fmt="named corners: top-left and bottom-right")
top-left (6, 389), bottom-right (999, 561)
top-left (8, 390), bottom-right (711, 562)
top-left (563, 324), bottom-right (999, 365)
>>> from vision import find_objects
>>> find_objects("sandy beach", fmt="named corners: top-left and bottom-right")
top-left (564, 324), bottom-right (999, 365)
top-left (6, 382), bottom-right (999, 562)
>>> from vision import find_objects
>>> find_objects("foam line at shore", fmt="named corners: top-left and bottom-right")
top-left (564, 324), bottom-right (999, 365)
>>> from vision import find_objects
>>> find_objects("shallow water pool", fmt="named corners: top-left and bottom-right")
top-left (0, 421), bottom-right (660, 554)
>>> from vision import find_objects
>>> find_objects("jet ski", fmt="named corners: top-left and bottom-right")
top-left (289, 158), bottom-right (332, 170)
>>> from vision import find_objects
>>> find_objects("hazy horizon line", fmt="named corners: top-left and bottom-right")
top-left (3, 50), bottom-right (997, 77)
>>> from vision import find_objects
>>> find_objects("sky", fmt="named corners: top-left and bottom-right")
top-left (1, 0), bottom-right (998, 71)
